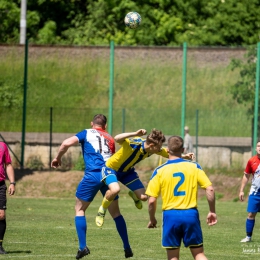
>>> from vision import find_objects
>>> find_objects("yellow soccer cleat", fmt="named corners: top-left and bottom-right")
top-left (128, 190), bottom-right (142, 209)
top-left (95, 206), bottom-right (106, 227)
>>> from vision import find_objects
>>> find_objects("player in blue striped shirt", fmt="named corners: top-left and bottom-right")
top-left (95, 128), bottom-right (194, 224)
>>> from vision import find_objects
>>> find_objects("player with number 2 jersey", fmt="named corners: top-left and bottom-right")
top-left (146, 136), bottom-right (217, 260)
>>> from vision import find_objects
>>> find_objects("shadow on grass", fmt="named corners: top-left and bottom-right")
top-left (6, 250), bottom-right (32, 254)
top-left (14, 168), bottom-right (35, 182)
top-left (14, 168), bottom-right (60, 181)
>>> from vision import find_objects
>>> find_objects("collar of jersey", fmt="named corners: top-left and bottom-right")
top-left (141, 140), bottom-right (147, 154)
top-left (168, 158), bottom-right (185, 163)
top-left (93, 127), bottom-right (105, 132)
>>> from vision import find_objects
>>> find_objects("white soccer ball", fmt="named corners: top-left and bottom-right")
top-left (124, 12), bottom-right (142, 29)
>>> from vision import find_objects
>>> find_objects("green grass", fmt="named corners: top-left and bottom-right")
top-left (4, 196), bottom-right (259, 260)
top-left (0, 47), bottom-right (252, 136)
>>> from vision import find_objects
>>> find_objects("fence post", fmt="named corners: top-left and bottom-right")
top-left (108, 41), bottom-right (114, 135)
top-left (253, 42), bottom-right (260, 155)
top-left (122, 108), bottom-right (125, 133)
top-left (49, 107), bottom-right (53, 169)
top-left (181, 42), bottom-right (187, 138)
top-left (196, 109), bottom-right (199, 162)
top-left (21, 38), bottom-right (28, 168)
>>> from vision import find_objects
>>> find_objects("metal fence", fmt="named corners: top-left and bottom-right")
top-left (0, 44), bottom-right (256, 169)
top-left (0, 106), bottom-right (252, 137)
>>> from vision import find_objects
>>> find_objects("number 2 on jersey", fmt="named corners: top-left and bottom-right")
top-left (173, 172), bottom-right (185, 196)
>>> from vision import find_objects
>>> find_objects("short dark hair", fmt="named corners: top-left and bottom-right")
top-left (92, 114), bottom-right (107, 126)
top-left (167, 136), bottom-right (183, 155)
top-left (146, 129), bottom-right (165, 145)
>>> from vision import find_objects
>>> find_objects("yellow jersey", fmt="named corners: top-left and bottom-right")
top-left (145, 158), bottom-right (212, 210)
top-left (106, 137), bottom-right (168, 172)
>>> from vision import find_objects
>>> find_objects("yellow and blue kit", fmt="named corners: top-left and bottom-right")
top-left (146, 158), bottom-right (212, 248)
top-left (102, 137), bottom-right (168, 190)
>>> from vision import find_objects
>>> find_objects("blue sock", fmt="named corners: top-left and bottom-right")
top-left (114, 215), bottom-right (130, 249)
top-left (75, 216), bottom-right (87, 250)
top-left (246, 218), bottom-right (255, 237)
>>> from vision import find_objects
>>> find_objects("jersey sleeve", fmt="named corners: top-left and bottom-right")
top-left (145, 170), bottom-right (161, 198)
top-left (244, 158), bottom-right (252, 174)
top-left (75, 130), bottom-right (86, 143)
top-left (197, 169), bottom-right (212, 189)
top-left (157, 147), bottom-right (168, 158)
top-left (3, 143), bottom-right (11, 164)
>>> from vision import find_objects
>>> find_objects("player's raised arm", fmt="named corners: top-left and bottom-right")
top-left (114, 129), bottom-right (147, 144)
top-left (51, 136), bottom-right (79, 168)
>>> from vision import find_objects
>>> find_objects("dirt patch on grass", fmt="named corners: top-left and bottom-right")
top-left (12, 169), bottom-right (242, 201)
top-left (14, 169), bottom-right (83, 198)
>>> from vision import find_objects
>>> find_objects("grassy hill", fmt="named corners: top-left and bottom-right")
top-left (0, 45), bottom-right (251, 136)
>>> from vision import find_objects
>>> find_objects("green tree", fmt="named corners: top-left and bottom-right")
top-left (36, 20), bottom-right (58, 44)
top-left (229, 44), bottom-right (260, 140)
top-left (1, 0), bottom-right (260, 46)
top-left (0, 81), bottom-right (23, 108)
top-left (0, 0), bottom-right (20, 43)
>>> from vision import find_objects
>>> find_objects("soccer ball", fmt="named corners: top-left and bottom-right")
top-left (124, 12), bottom-right (142, 29)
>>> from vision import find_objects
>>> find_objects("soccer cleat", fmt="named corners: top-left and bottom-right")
top-left (0, 246), bottom-right (7, 254)
top-left (95, 206), bottom-right (106, 227)
top-left (128, 190), bottom-right (142, 209)
top-left (76, 246), bottom-right (90, 259)
top-left (240, 237), bottom-right (251, 242)
top-left (124, 248), bottom-right (133, 258)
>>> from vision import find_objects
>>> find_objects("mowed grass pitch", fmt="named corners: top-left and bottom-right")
top-left (3, 196), bottom-right (260, 260)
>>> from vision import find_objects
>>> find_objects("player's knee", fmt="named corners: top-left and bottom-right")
top-left (248, 212), bottom-right (256, 219)
top-left (110, 184), bottom-right (120, 196)
top-left (140, 194), bottom-right (148, 201)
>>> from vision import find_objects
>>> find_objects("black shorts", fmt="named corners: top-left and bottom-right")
top-left (0, 181), bottom-right (7, 210)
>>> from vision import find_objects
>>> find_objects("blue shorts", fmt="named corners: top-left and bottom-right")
top-left (162, 208), bottom-right (203, 248)
top-left (102, 166), bottom-right (145, 191)
top-left (76, 169), bottom-right (110, 202)
top-left (247, 193), bottom-right (260, 213)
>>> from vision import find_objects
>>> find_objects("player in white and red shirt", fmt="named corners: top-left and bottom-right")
top-left (239, 140), bottom-right (260, 242)
top-left (51, 114), bottom-right (133, 259)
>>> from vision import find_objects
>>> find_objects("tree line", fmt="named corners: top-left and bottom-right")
top-left (1, 0), bottom-right (260, 46)
top-left (1, 0), bottom-right (260, 123)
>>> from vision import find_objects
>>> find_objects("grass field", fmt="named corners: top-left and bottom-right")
top-left (4, 195), bottom-right (260, 260)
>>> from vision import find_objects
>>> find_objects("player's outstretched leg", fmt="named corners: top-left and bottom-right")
top-left (95, 206), bottom-right (107, 227)
top-left (96, 182), bottom-right (121, 227)
top-left (128, 190), bottom-right (142, 209)
top-left (76, 246), bottom-right (90, 259)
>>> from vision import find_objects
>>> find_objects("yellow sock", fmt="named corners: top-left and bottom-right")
top-left (129, 190), bottom-right (139, 201)
top-left (101, 197), bottom-right (112, 209)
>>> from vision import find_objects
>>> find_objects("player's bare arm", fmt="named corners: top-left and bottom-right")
top-left (205, 185), bottom-right (217, 226)
top-left (6, 163), bottom-right (15, 195)
top-left (114, 129), bottom-right (147, 144)
top-left (182, 152), bottom-right (195, 160)
top-left (239, 173), bottom-right (250, 201)
top-left (147, 196), bottom-right (157, 228)
top-left (51, 136), bottom-right (79, 168)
